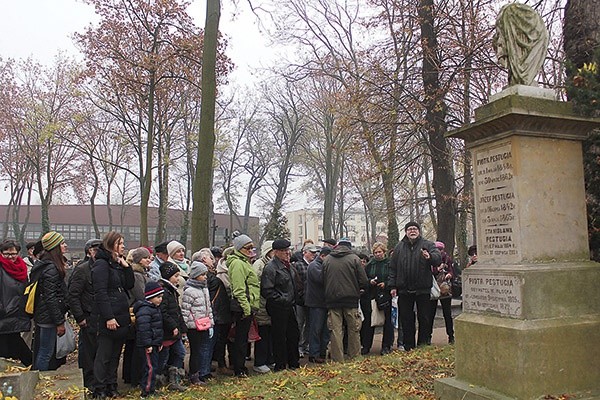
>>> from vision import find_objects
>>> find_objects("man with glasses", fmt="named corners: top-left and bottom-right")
top-left (0, 240), bottom-right (32, 366)
top-left (388, 222), bottom-right (441, 351)
top-left (261, 239), bottom-right (301, 371)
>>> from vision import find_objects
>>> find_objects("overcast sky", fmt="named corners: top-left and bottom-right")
top-left (0, 0), bottom-right (276, 82)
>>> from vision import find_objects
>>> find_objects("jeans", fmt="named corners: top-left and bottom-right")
top-left (398, 292), bottom-right (432, 350)
top-left (33, 325), bottom-right (57, 371)
top-left (140, 346), bottom-right (160, 395)
top-left (327, 307), bottom-right (361, 362)
top-left (188, 329), bottom-right (216, 377)
top-left (308, 307), bottom-right (329, 358)
top-left (158, 338), bottom-right (185, 373)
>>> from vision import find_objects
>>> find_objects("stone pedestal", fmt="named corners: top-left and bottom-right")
top-left (435, 86), bottom-right (600, 399)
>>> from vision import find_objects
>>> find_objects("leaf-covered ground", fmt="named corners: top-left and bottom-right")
top-left (110, 346), bottom-right (454, 400)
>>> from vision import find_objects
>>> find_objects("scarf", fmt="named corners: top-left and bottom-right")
top-left (0, 255), bottom-right (28, 282)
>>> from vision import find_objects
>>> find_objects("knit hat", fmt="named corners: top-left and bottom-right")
top-left (189, 261), bottom-right (208, 279)
top-left (144, 281), bottom-right (164, 300)
top-left (131, 247), bottom-right (151, 264)
top-left (41, 231), bottom-right (64, 251)
top-left (167, 241), bottom-right (185, 258)
top-left (261, 240), bottom-right (274, 258)
top-left (233, 234), bottom-right (253, 251)
top-left (434, 241), bottom-right (445, 250)
top-left (404, 221), bottom-right (421, 231)
top-left (160, 261), bottom-right (180, 280)
top-left (272, 239), bottom-right (291, 250)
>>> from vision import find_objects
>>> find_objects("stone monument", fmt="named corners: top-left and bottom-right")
top-left (435, 4), bottom-right (600, 400)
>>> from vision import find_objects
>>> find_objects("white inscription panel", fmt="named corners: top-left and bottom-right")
top-left (463, 273), bottom-right (522, 317)
top-left (475, 142), bottom-right (521, 263)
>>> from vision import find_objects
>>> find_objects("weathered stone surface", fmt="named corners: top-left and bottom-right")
top-left (0, 370), bottom-right (39, 400)
top-left (437, 91), bottom-right (600, 399)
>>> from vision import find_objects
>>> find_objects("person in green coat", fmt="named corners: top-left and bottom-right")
top-left (227, 234), bottom-right (260, 377)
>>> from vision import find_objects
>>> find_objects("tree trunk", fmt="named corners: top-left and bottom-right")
top-left (419, 0), bottom-right (456, 252)
top-left (192, 0), bottom-right (220, 250)
top-left (564, 0), bottom-right (600, 71)
top-left (564, 0), bottom-right (600, 260)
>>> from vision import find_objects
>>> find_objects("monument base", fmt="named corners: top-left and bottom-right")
top-left (436, 262), bottom-right (600, 399)
top-left (435, 377), bottom-right (600, 400)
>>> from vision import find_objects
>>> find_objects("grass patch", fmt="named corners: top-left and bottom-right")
top-left (141, 346), bottom-right (455, 400)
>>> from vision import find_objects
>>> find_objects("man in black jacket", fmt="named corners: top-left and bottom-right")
top-left (68, 238), bottom-right (102, 391)
top-left (388, 222), bottom-right (441, 351)
top-left (323, 239), bottom-right (368, 362)
top-left (261, 239), bottom-right (300, 371)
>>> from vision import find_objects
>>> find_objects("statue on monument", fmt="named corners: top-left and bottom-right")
top-left (492, 3), bottom-right (549, 86)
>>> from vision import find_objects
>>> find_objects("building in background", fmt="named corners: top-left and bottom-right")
top-left (285, 208), bottom-right (388, 252)
top-left (0, 204), bottom-right (259, 259)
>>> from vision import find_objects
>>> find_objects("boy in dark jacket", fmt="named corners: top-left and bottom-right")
top-left (135, 282), bottom-right (164, 397)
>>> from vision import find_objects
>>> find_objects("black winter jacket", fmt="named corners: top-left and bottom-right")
top-left (30, 260), bottom-right (68, 326)
top-left (261, 256), bottom-right (298, 310)
top-left (158, 279), bottom-right (186, 340)
top-left (134, 300), bottom-right (163, 347)
top-left (0, 267), bottom-right (31, 334)
top-left (207, 271), bottom-right (231, 325)
top-left (91, 246), bottom-right (135, 338)
top-left (67, 258), bottom-right (94, 324)
top-left (323, 246), bottom-right (368, 309)
top-left (387, 235), bottom-right (441, 295)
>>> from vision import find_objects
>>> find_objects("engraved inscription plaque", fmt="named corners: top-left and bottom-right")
top-left (463, 273), bottom-right (522, 317)
top-left (475, 142), bottom-right (521, 262)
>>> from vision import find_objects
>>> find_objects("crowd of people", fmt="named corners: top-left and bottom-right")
top-left (0, 221), bottom-right (465, 398)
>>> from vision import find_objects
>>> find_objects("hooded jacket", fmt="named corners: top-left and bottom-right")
top-left (181, 278), bottom-right (213, 330)
top-left (387, 235), bottom-right (441, 295)
top-left (226, 250), bottom-right (260, 317)
top-left (322, 246), bottom-right (368, 309)
top-left (30, 259), bottom-right (68, 327)
top-left (134, 300), bottom-right (163, 347)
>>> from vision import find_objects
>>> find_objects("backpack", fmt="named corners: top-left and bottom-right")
top-left (24, 279), bottom-right (38, 315)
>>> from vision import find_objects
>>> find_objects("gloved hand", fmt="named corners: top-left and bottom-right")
top-left (208, 327), bottom-right (214, 338)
